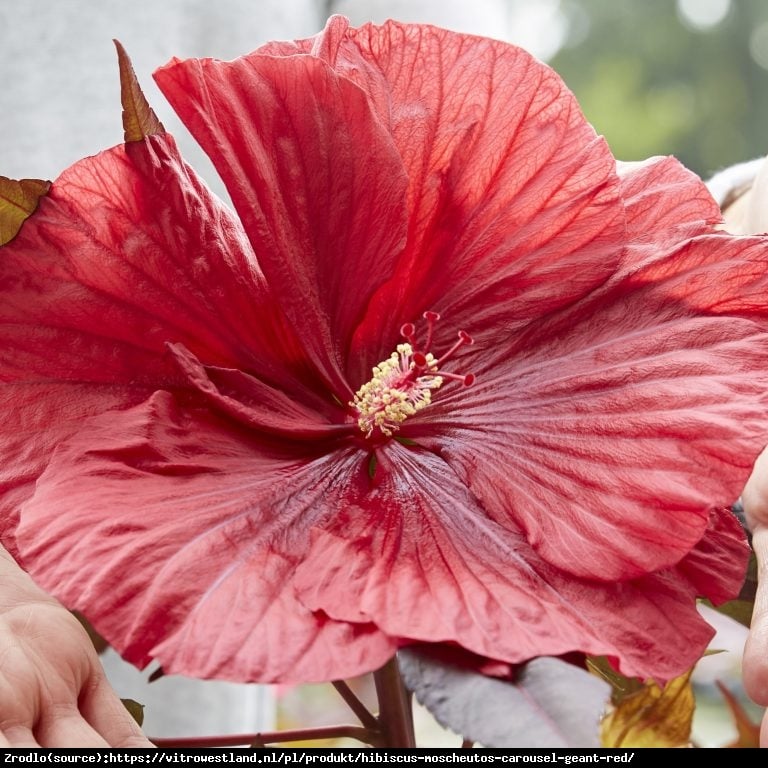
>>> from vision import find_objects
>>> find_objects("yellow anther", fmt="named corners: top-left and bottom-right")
top-left (351, 343), bottom-right (443, 437)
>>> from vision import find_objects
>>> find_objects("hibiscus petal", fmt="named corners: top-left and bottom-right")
top-left (293, 442), bottom-right (718, 681)
top-left (0, 133), bottom-right (298, 389)
top-left (617, 155), bottom-right (723, 246)
top-left (154, 50), bottom-right (409, 395)
top-left (166, 342), bottom-right (352, 440)
top-left (421, 235), bottom-right (768, 580)
top-left (0, 382), bottom-right (150, 557)
top-left (673, 506), bottom-right (750, 605)
top-left (16, 391), bottom-right (396, 683)
top-left (307, 20), bottom-right (626, 372)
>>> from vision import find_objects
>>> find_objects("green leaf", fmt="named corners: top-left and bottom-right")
top-left (121, 698), bottom-right (145, 727)
top-left (114, 40), bottom-right (164, 142)
top-left (711, 598), bottom-right (754, 628)
top-left (0, 176), bottom-right (50, 245)
top-left (400, 651), bottom-right (610, 747)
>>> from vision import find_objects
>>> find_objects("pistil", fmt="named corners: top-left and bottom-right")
top-left (351, 312), bottom-right (475, 438)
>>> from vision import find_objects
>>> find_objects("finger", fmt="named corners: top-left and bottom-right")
top-left (1, 724), bottom-right (39, 747)
top-left (761, 708), bottom-right (768, 749)
top-left (79, 673), bottom-right (155, 748)
top-left (742, 525), bottom-right (768, 705)
top-left (35, 710), bottom-right (110, 748)
top-left (741, 446), bottom-right (768, 529)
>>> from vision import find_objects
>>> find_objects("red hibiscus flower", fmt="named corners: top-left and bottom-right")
top-left (2, 16), bottom-right (766, 684)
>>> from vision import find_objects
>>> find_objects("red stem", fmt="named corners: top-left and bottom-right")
top-left (373, 654), bottom-right (416, 747)
top-left (152, 724), bottom-right (378, 748)
top-left (332, 679), bottom-right (380, 730)
top-left (150, 656), bottom-right (416, 749)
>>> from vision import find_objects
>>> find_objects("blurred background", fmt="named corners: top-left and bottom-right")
top-left (3, 0), bottom-right (767, 748)
top-left (548, 0), bottom-right (768, 179)
top-left (5, 0), bottom-right (768, 183)
top-left (340, 0), bottom-right (768, 181)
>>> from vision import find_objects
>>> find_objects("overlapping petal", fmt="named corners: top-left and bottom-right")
top-left (166, 342), bottom-right (349, 440)
top-left (0, 132), bottom-right (305, 391)
top-left (380, 500), bottom-right (750, 682)
top-left (415, 234), bottom-right (768, 581)
top-left (0, 382), bottom-right (150, 557)
top-left (154, 48), bottom-right (410, 394)
top-left (616, 155), bottom-right (723, 247)
top-left (337, 21), bottom-right (625, 360)
top-left (156, 17), bottom-right (625, 382)
top-left (0, 129), bottom-right (341, 565)
top-left (293, 441), bottom-right (719, 680)
top-left (673, 506), bottom-right (750, 605)
top-left (15, 391), bottom-right (396, 683)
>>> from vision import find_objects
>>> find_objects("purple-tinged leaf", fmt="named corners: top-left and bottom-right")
top-left (399, 650), bottom-right (609, 748)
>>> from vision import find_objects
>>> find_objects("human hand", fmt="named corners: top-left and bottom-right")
top-left (711, 156), bottom-right (768, 745)
top-left (738, 449), bottom-right (768, 746)
top-left (0, 545), bottom-right (154, 747)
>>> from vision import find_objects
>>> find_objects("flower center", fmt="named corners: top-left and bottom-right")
top-left (351, 311), bottom-right (475, 438)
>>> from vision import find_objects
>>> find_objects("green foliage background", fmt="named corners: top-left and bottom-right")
top-left (549, 0), bottom-right (768, 178)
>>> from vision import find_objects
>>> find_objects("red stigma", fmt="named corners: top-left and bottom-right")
top-left (400, 322), bottom-right (416, 345)
top-left (400, 312), bottom-right (476, 385)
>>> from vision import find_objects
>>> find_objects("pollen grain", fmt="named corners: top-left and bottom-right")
top-left (351, 343), bottom-right (443, 438)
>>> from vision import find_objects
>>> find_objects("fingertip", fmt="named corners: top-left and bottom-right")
top-left (740, 525), bottom-right (768, 705)
top-left (743, 626), bottom-right (768, 705)
top-left (741, 448), bottom-right (768, 529)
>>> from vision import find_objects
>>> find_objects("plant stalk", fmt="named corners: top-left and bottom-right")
top-left (152, 724), bottom-right (377, 748)
top-left (373, 654), bottom-right (416, 747)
